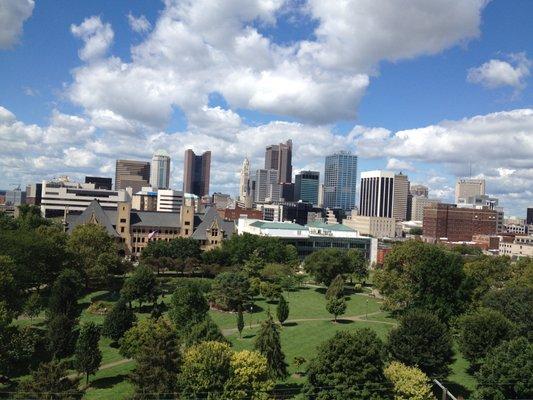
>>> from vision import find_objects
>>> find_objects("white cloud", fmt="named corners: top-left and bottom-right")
top-left (127, 13), bottom-right (151, 33)
top-left (0, 106), bottom-right (16, 124)
top-left (71, 16), bottom-right (114, 61)
top-left (386, 158), bottom-right (415, 172)
top-left (467, 52), bottom-right (531, 90)
top-left (0, 0), bottom-right (34, 49)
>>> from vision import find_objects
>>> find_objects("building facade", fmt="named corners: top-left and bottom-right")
top-left (342, 215), bottom-right (396, 238)
top-left (499, 236), bottom-right (533, 259)
top-left (527, 208), bottom-right (533, 225)
top-left (149, 153), bottom-right (171, 189)
top-left (254, 169), bottom-right (278, 203)
top-left (85, 176), bottom-right (112, 190)
top-left (115, 160), bottom-right (151, 192)
top-left (265, 140), bottom-right (293, 184)
top-left (295, 170), bottom-right (319, 205)
top-left (132, 187), bottom-right (158, 211)
top-left (157, 189), bottom-right (183, 212)
top-left (410, 184), bottom-right (429, 197)
top-left (455, 178), bottom-right (485, 204)
top-left (323, 152), bottom-right (358, 211)
top-left (359, 171), bottom-right (410, 221)
top-left (239, 157), bottom-right (251, 204)
top-left (411, 196), bottom-right (439, 221)
top-left (183, 149), bottom-right (211, 197)
top-left (393, 172), bottom-right (410, 221)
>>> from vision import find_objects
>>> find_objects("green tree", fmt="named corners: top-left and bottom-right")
top-left (472, 337), bottom-right (533, 400)
top-left (129, 322), bottom-right (181, 399)
top-left (17, 360), bottom-right (83, 400)
top-left (102, 299), bottom-right (136, 342)
top-left (0, 325), bottom-right (42, 382)
top-left (260, 263), bottom-right (294, 283)
top-left (325, 274), bottom-right (345, 300)
top-left (121, 265), bottom-right (159, 310)
top-left (0, 255), bottom-right (23, 316)
top-left (74, 322), bottom-right (102, 386)
top-left (463, 256), bottom-right (511, 304)
top-left (374, 240), bottom-right (466, 322)
top-left (348, 248), bottom-right (368, 283)
top-left (181, 341), bottom-right (233, 399)
top-left (243, 250), bottom-right (265, 277)
top-left (224, 350), bottom-right (274, 400)
top-left (237, 307), bottom-right (244, 338)
top-left (169, 282), bottom-right (209, 331)
top-left (48, 269), bottom-right (83, 319)
top-left (260, 281), bottom-right (282, 302)
top-left (409, 227), bottom-right (423, 236)
top-left (303, 248), bottom-right (354, 285)
top-left (184, 316), bottom-right (227, 346)
top-left (306, 329), bottom-right (391, 399)
top-left (456, 308), bottom-right (515, 368)
top-left (120, 317), bottom-right (175, 359)
top-left (209, 272), bottom-right (251, 311)
top-left (254, 313), bottom-right (288, 379)
top-left (388, 310), bottom-right (453, 378)
top-left (326, 297), bottom-right (347, 322)
top-left (276, 295), bottom-right (289, 325)
top-left (23, 292), bottom-right (43, 321)
top-left (383, 361), bottom-right (434, 400)
top-left (47, 314), bottom-right (77, 359)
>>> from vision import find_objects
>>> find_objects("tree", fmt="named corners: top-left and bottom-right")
top-left (74, 322), bottom-right (102, 386)
top-left (463, 256), bottom-right (511, 304)
top-left (254, 313), bottom-right (288, 379)
top-left (260, 281), bottom-right (282, 302)
top-left (121, 265), bottom-right (159, 310)
top-left (276, 295), bottom-right (289, 325)
top-left (23, 292), bottom-right (42, 321)
top-left (181, 341), bottom-right (233, 398)
top-left (142, 236), bottom-right (201, 263)
top-left (325, 274), bottom-right (345, 300)
top-left (306, 329), bottom-right (391, 399)
top-left (383, 361), bottom-right (434, 400)
top-left (184, 316), bottom-right (227, 346)
top-left (326, 297), bottom-right (347, 322)
top-left (388, 310), bottom-right (453, 378)
top-left (209, 272), bottom-right (251, 311)
top-left (472, 337), bottom-right (533, 400)
top-left (237, 307), bottom-right (244, 338)
top-left (47, 314), bottom-right (77, 359)
top-left (119, 317), bottom-right (174, 359)
top-left (303, 248), bottom-right (353, 285)
top-left (244, 250), bottom-right (265, 277)
top-left (17, 360), bottom-right (83, 400)
top-left (260, 263), bottom-right (294, 283)
top-left (48, 269), bottom-right (83, 319)
top-left (0, 325), bottom-right (42, 382)
top-left (102, 299), bottom-right (136, 342)
top-left (348, 249), bottom-right (368, 283)
top-left (129, 322), bottom-right (181, 399)
top-left (374, 240), bottom-right (466, 322)
top-left (224, 350), bottom-right (274, 400)
top-left (0, 255), bottom-right (23, 316)
top-left (168, 282), bottom-right (209, 331)
top-left (456, 308), bottom-right (515, 368)
top-left (409, 227), bottom-right (423, 236)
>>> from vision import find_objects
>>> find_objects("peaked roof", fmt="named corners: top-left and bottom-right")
top-left (66, 200), bottom-right (120, 237)
top-left (191, 207), bottom-right (235, 240)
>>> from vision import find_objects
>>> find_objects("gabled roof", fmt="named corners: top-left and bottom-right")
top-left (66, 200), bottom-right (120, 237)
top-left (191, 207), bottom-right (235, 240)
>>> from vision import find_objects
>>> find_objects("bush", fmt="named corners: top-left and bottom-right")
top-left (384, 361), bottom-right (434, 400)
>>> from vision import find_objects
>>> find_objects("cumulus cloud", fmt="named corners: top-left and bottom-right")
top-left (0, 0), bottom-right (34, 49)
top-left (386, 158), bottom-right (415, 172)
top-left (467, 52), bottom-right (531, 90)
top-left (127, 13), bottom-right (151, 33)
top-left (71, 16), bottom-right (114, 61)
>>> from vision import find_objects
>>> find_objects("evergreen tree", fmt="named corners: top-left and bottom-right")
top-left (237, 307), bottom-right (244, 338)
top-left (74, 322), bottom-right (102, 386)
top-left (254, 313), bottom-right (288, 379)
top-left (325, 274), bottom-right (345, 300)
top-left (184, 317), bottom-right (227, 346)
top-left (48, 269), bottom-right (83, 319)
top-left (326, 297), bottom-right (347, 322)
top-left (276, 295), bottom-right (289, 325)
top-left (102, 299), bottom-right (136, 343)
top-left (47, 313), bottom-right (77, 359)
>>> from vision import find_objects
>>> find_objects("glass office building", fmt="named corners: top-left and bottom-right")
top-left (323, 152), bottom-right (358, 211)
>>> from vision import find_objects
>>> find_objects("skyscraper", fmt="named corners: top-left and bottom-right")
top-left (115, 160), bottom-right (151, 192)
top-left (150, 152), bottom-right (171, 189)
top-left (295, 170), bottom-right (320, 205)
top-left (254, 169), bottom-right (278, 203)
top-left (527, 208), bottom-right (533, 225)
top-left (264, 139), bottom-right (293, 183)
top-left (455, 178), bottom-right (485, 204)
top-left (323, 152), bottom-right (358, 211)
top-left (239, 157), bottom-right (250, 202)
top-left (183, 149), bottom-right (211, 197)
top-left (359, 170), bottom-right (410, 220)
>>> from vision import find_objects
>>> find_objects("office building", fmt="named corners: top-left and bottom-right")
top-left (265, 140), bottom-right (293, 183)
top-left (150, 152), bottom-right (171, 189)
top-left (422, 203), bottom-right (498, 243)
top-left (157, 189), bottom-right (183, 212)
top-left (280, 183), bottom-right (295, 202)
top-left (5, 188), bottom-right (26, 206)
top-left (359, 171), bottom-right (410, 220)
top-left (85, 176), bottom-right (112, 190)
top-left (295, 171), bottom-right (319, 205)
top-left (343, 214), bottom-right (396, 239)
top-left (132, 187), bottom-right (158, 211)
top-left (40, 177), bottom-right (130, 218)
top-left (499, 236), bottom-right (533, 259)
top-left (527, 208), bottom-right (533, 225)
top-left (239, 157), bottom-right (251, 204)
top-left (219, 205), bottom-right (263, 221)
top-left (254, 169), bottom-right (278, 203)
top-left (411, 196), bottom-right (439, 221)
top-left (257, 201), bottom-right (322, 226)
top-left (455, 178), bottom-right (485, 204)
top-left (183, 149), bottom-right (211, 197)
top-left (410, 184), bottom-right (429, 198)
top-left (115, 160), bottom-right (150, 192)
top-left (323, 152), bottom-right (358, 211)
top-left (25, 183), bottom-right (42, 205)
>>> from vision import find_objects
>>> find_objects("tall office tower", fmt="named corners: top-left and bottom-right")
top-left (115, 160), bottom-right (151, 192)
top-left (295, 170), bottom-right (320, 205)
top-left (410, 184), bottom-right (429, 198)
top-left (527, 208), bottom-right (533, 225)
top-left (150, 152), bottom-right (171, 189)
top-left (85, 176), bottom-right (112, 190)
top-left (323, 152), bottom-right (358, 211)
top-left (359, 171), bottom-right (410, 220)
top-left (239, 157), bottom-right (251, 202)
top-left (254, 169), bottom-right (278, 203)
top-left (183, 149), bottom-right (211, 197)
top-left (265, 140), bottom-right (293, 183)
top-left (455, 178), bottom-right (485, 204)
top-left (393, 172), bottom-right (410, 221)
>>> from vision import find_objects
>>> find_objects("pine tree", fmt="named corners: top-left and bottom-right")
top-left (254, 313), bottom-right (288, 379)
top-left (102, 299), bottom-right (136, 343)
top-left (237, 307), bottom-right (244, 338)
top-left (74, 322), bottom-right (102, 386)
top-left (276, 295), bottom-right (289, 325)
top-left (47, 313), bottom-right (77, 359)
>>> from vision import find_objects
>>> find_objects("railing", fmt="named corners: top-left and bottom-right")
top-left (433, 379), bottom-right (458, 400)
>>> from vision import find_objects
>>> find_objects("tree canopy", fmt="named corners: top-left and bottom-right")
top-left (303, 248), bottom-right (355, 286)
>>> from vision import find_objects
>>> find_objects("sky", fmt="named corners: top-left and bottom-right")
top-left (0, 0), bottom-right (532, 217)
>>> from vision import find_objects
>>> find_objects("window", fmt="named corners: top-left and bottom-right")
top-left (185, 229), bottom-right (189, 235)
top-left (120, 227), bottom-right (125, 233)
top-left (185, 221), bottom-right (190, 226)
top-left (211, 228), bottom-right (218, 236)
top-left (120, 218), bottom-right (127, 223)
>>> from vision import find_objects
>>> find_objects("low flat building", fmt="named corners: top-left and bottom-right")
top-left (342, 214), bottom-right (396, 238)
top-left (499, 236), bottom-right (533, 259)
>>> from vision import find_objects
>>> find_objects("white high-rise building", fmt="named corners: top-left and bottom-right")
top-left (150, 152), bottom-right (171, 189)
top-left (157, 189), bottom-right (183, 212)
top-left (455, 178), bottom-right (485, 204)
top-left (239, 157), bottom-right (251, 203)
top-left (359, 170), bottom-right (410, 221)
top-left (254, 169), bottom-right (279, 203)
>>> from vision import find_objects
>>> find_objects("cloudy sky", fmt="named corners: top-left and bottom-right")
top-left (0, 0), bottom-right (532, 216)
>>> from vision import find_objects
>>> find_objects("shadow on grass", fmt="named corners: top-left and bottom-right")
top-left (314, 287), bottom-right (327, 295)
top-left (440, 381), bottom-right (472, 400)
top-left (91, 374), bottom-right (129, 389)
top-left (282, 322), bottom-right (298, 327)
top-left (334, 319), bottom-right (354, 324)
top-left (91, 291), bottom-right (121, 303)
top-left (273, 382), bottom-right (302, 397)
top-left (243, 333), bottom-right (257, 339)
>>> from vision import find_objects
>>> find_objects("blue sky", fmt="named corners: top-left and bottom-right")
top-left (0, 0), bottom-right (532, 216)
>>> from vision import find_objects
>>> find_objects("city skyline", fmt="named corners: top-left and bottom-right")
top-left (0, 1), bottom-right (532, 216)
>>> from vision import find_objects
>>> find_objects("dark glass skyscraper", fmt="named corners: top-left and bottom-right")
top-left (295, 170), bottom-right (319, 205)
top-left (323, 152), bottom-right (358, 211)
top-left (183, 149), bottom-right (211, 197)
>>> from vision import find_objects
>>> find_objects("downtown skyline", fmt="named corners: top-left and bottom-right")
top-left (0, 0), bottom-right (532, 216)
